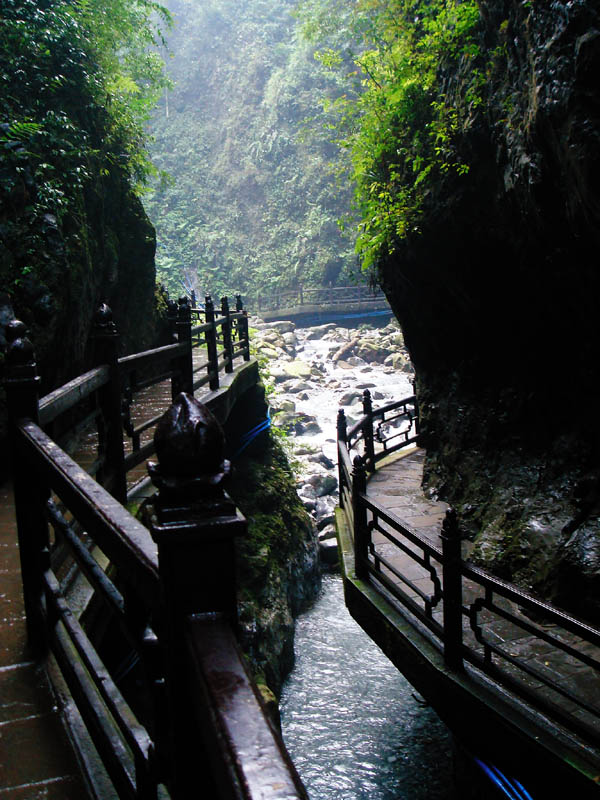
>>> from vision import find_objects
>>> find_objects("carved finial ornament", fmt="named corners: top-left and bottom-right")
top-left (441, 507), bottom-right (459, 539)
top-left (148, 393), bottom-right (230, 503)
top-left (5, 320), bottom-right (34, 367)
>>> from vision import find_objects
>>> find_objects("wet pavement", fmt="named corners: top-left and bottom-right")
top-left (365, 448), bottom-right (600, 752)
top-left (0, 482), bottom-right (90, 799)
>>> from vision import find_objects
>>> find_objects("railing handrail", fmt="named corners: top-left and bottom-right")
top-left (337, 391), bottom-right (600, 755)
top-left (39, 365), bottom-right (110, 427)
top-left (118, 340), bottom-right (186, 371)
top-left (17, 418), bottom-right (160, 604)
top-left (253, 283), bottom-right (388, 312)
top-left (3, 299), bottom-right (306, 799)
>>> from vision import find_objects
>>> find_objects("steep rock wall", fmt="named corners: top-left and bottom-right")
top-left (1, 168), bottom-right (160, 390)
top-left (378, 0), bottom-right (600, 621)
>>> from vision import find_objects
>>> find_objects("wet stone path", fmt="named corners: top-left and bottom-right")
top-left (0, 482), bottom-right (89, 799)
top-left (365, 448), bottom-right (600, 754)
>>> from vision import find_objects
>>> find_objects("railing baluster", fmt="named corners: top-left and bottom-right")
top-left (166, 298), bottom-right (178, 344)
top-left (337, 409), bottom-right (348, 509)
top-left (148, 394), bottom-right (246, 797)
top-left (204, 295), bottom-right (220, 390)
top-left (221, 296), bottom-right (234, 373)
top-left (93, 305), bottom-right (127, 504)
top-left (352, 456), bottom-right (369, 580)
top-left (4, 321), bottom-right (49, 654)
top-left (172, 297), bottom-right (193, 398)
top-left (441, 508), bottom-right (463, 670)
top-left (236, 294), bottom-right (251, 361)
top-left (362, 389), bottom-right (376, 471)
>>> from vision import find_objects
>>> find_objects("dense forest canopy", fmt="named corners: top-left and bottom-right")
top-left (0, 0), bottom-right (170, 386)
top-left (295, 0), bottom-right (481, 272)
top-left (143, 0), bottom-right (482, 299)
top-left (143, 0), bottom-right (359, 300)
top-left (0, 0), bottom-right (170, 298)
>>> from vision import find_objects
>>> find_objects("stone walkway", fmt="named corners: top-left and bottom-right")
top-left (0, 481), bottom-right (90, 799)
top-left (365, 448), bottom-right (600, 747)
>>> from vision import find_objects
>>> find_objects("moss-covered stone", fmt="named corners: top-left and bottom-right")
top-left (230, 434), bottom-right (320, 697)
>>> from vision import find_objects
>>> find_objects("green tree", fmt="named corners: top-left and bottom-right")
top-left (297, 0), bottom-right (482, 273)
top-left (143, 0), bottom-right (358, 300)
top-left (0, 0), bottom-right (171, 295)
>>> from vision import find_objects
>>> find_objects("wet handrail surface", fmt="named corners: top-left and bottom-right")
top-left (5, 296), bottom-right (305, 800)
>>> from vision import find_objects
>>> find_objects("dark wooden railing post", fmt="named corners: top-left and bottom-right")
top-left (441, 508), bottom-right (463, 670)
top-left (362, 389), bottom-right (376, 471)
top-left (412, 378), bottom-right (421, 443)
top-left (337, 408), bottom-right (348, 509)
top-left (190, 289), bottom-right (196, 309)
top-left (352, 455), bottom-right (369, 580)
top-left (3, 321), bottom-right (50, 653)
top-left (172, 297), bottom-right (193, 399)
top-left (220, 296), bottom-right (234, 373)
top-left (235, 294), bottom-right (250, 361)
top-left (148, 393), bottom-right (246, 797)
top-left (204, 295), bottom-right (219, 391)
top-left (166, 298), bottom-right (178, 344)
top-left (93, 304), bottom-right (127, 504)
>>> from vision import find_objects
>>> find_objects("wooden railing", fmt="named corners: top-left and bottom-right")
top-left (337, 392), bottom-right (600, 752)
top-left (252, 284), bottom-right (388, 313)
top-left (3, 304), bottom-right (307, 800)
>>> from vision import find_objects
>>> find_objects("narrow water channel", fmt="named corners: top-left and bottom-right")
top-left (259, 318), bottom-right (456, 799)
top-left (280, 575), bottom-right (454, 800)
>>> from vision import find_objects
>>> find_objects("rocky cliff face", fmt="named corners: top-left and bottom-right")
top-left (1, 168), bottom-right (160, 390)
top-left (0, 2), bottom-right (165, 442)
top-left (378, 0), bottom-right (600, 621)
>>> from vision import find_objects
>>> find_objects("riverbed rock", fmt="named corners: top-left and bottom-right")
top-left (357, 341), bottom-right (391, 364)
top-left (260, 329), bottom-right (284, 345)
top-left (308, 452), bottom-right (336, 470)
top-left (258, 344), bottom-right (279, 360)
top-left (263, 320), bottom-right (296, 334)
top-left (298, 483), bottom-right (317, 500)
top-left (318, 524), bottom-right (337, 542)
top-left (302, 419), bottom-right (322, 435)
top-left (305, 323), bottom-right (337, 340)
top-left (339, 390), bottom-right (362, 406)
top-left (317, 514), bottom-right (336, 531)
top-left (319, 537), bottom-right (339, 569)
top-left (282, 360), bottom-right (312, 380)
top-left (308, 473), bottom-right (338, 497)
top-left (286, 381), bottom-right (313, 393)
top-left (384, 353), bottom-right (408, 371)
top-left (276, 399), bottom-right (296, 414)
top-left (315, 496), bottom-right (337, 516)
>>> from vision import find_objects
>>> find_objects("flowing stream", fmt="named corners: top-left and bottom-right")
top-left (257, 318), bottom-right (455, 799)
top-left (280, 575), bottom-right (454, 800)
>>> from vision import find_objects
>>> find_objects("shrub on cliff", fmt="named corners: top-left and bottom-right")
top-left (0, 0), bottom-right (171, 384)
top-left (297, 0), bottom-right (481, 273)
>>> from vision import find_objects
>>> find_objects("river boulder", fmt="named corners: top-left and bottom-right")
top-left (307, 473), bottom-right (338, 497)
top-left (282, 360), bottom-right (313, 380)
